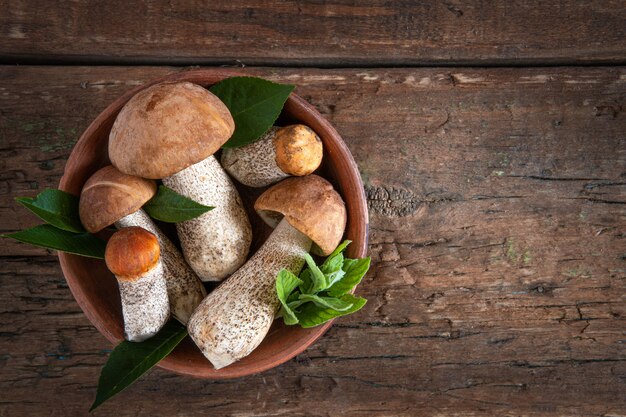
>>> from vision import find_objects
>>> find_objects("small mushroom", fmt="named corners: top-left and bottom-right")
top-left (108, 82), bottom-right (252, 281)
top-left (188, 175), bottom-right (346, 369)
top-left (105, 227), bottom-right (169, 342)
top-left (79, 165), bottom-right (206, 324)
top-left (221, 124), bottom-right (323, 187)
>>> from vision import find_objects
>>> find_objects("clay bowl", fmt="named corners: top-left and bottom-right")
top-left (58, 69), bottom-right (368, 379)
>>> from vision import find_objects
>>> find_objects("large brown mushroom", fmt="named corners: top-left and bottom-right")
top-left (79, 165), bottom-right (205, 324)
top-left (105, 227), bottom-right (169, 342)
top-left (187, 175), bottom-right (346, 369)
top-left (108, 82), bottom-right (252, 281)
top-left (221, 124), bottom-right (323, 187)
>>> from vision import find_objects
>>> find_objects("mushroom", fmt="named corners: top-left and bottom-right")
top-left (105, 226), bottom-right (169, 342)
top-left (108, 81), bottom-right (252, 281)
top-left (79, 165), bottom-right (206, 324)
top-left (187, 175), bottom-right (346, 369)
top-left (221, 124), bottom-right (323, 187)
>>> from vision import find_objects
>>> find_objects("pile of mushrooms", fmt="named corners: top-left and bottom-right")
top-left (108, 82), bottom-right (252, 282)
top-left (90, 80), bottom-right (349, 369)
top-left (79, 165), bottom-right (205, 325)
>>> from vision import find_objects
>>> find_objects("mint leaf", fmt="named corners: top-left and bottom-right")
top-left (296, 294), bottom-right (367, 328)
top-left (2, 224), bottom-right (106, 258)
top-left (276, 242), bottom-right (370, 328)
top-left (276, 269), bottom-right (303, 326)
top-left (15, 189), bottom-right (85, 233)
top-left (304, 253), bottom-right (328, 293)
top-left (90, 321), bottom-right (187, 411)
top-left (143, 185), bottom-right (213, 223)
top-left (210, 77), bottom-right (295, 148)
top-left (298, 268), bottom-right (312, 294)
top-left (321, 240), bottom-right (351, 273)
top-left (326, 269), bottom-right (346, 288)
top-left (327, 257), bottom-right (371, 297)
top-left (298, 294), bottom-right (354, 312)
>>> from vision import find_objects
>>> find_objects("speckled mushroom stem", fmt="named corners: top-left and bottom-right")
top-left (114, 210), bottom-right (206, 324)
top-left (117, 260), bottom-right (169, 342)
top-left (187, 218), bottom-right (312, 369)
top-left (163, 155), bottom-right (252, 282)
top-left (221, 127), bottom-right (287, 187)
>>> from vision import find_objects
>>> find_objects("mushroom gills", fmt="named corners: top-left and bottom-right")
top-left (118, 260), bottom-right (169, 342)
top-left (187, 217), bottom-right (312, 369)
top-left (163, 155), bottom-right (252, 281)
top-left (115, 209), bottom-right (206, 324)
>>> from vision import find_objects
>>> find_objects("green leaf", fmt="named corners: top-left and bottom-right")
top-left (90, 321), bottom-right (187, 411)
top-left (298, 268), bottom-right (312, 294)
top-left (296, 294), bottom-right (367, 328)
top-left (143, 185), bottom-right (213, 223)
top-left (2, 224), bottom-right (106, 258)
top-left (276, 269), bottom-right (303, 326)
top-left (321, 240), bottom-right (351, 273)
top-left (287, 298), bottom-right (309, 311)
top-left (210, 77), bottom-right (295, 148)
top-left (15, 189), bottom-right (85, 232)
top-left (327, 257), bottom-right (371, 297)
top-left (298, 294), bottom-right (354, 312)
top-left (304, 253), bottom-right (328, 294)
top-left (325, 269), bottom-right (346, 288)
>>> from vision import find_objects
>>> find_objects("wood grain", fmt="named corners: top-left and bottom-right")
top-left (1, 66), bottom-right (625, 416)
top-left (1, 1), bottom-right (626, 66)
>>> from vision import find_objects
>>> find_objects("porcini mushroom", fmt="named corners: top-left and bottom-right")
top-left (79, 165), bottom-right (205, 324)
top-left (221, 124), bottom-right (323, 187)
top-left (105, 227), bottom-right (169, 342)
top-left (187, 175), bottom-right (346, 369)
top-left (108, 81), bottom-right (252, 281)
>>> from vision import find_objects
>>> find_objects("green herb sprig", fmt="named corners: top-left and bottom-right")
top-left (276, 241), bottom-right (370, 328)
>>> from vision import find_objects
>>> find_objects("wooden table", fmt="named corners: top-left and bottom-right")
top-left (1, 2), bottom-right (625, 416)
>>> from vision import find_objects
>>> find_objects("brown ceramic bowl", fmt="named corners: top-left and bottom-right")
top-left (58, 69), bottom-right (368, 379)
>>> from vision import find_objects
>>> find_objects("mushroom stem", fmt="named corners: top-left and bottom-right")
top-left (114, 209), bottom-right (206, 324)
top-left (221, 127), bottom-right (287, 187)
top-left (117, 260), bottom-right (169, 342)
top-left (163, 155), bottom-right (252, 281)
top-left (188, 218), bottom-right (312, 369)
top-left (105, 227), bottom-right (169, 342)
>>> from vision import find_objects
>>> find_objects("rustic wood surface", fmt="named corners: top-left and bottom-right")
top-left (2, 1), bottom-right (626, 66)
top-left (0, 66), bottom-right (624, 416)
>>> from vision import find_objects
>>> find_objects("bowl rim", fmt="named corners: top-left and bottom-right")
top-left (58, 69), bottom-right (369, 379)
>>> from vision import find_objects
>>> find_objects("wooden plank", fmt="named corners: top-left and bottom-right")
top-left (1, 1), bottom-right (626, 65)
top-left (0, 66), bottom-right (625, 416)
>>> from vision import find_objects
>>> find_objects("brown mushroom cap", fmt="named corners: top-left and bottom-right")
top-left (105, 226), bottom-right (160, 281)
top-left (254, 175), bottom-right (346, 256)
top-left (274, 125), bottom-right (323, 176)
top-left (79, 165), bottom-right (157, 233)
top-left (108, 82), bottom-right (235, 179)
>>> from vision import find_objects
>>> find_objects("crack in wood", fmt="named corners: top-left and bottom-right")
top-left (365, 185), bottom-right (458, 217)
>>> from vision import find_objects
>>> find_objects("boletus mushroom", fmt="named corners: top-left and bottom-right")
top-left (187, 175), bottom-right (346, 369)
top-left (79, 165), bottom-right (205, 324)
top-left (105, 227), bottom-right (169, 342)
top-left (221, 124), bottom-right (323, 187)
top-left (108, 82), bottom-right (252, 281)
